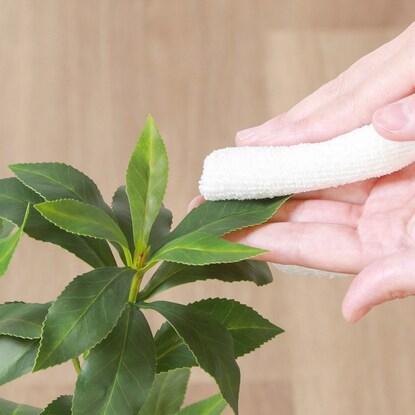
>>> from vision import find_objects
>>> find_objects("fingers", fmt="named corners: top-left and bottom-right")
top-left (236, 24), bottom-right (415, 147)
top-left (373, 93), bottom-right (415, 141)
top-left (270, 199), bottom-right (362, 228)
top-left (187, 195), bottom-right (205, 213)
top-left (282, 24), bottom-right (415, 125)
top-left (224, 222), bottom-right (363, 273)
top-left (342, 250), bottom-right (415, 323)
top-left (292, 178), bottom-right (377, 205)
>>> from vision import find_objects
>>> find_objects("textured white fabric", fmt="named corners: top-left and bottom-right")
top-left (199, 124), bottom-right (415, 278)
top-left (199, 124), bottom-right (415, 201)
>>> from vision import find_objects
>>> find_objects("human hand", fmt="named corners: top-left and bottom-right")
top-left (191, 22), bottom-right (415, 323)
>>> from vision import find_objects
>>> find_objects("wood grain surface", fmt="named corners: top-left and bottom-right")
top-left (1, 1), bottom-right (415, 414)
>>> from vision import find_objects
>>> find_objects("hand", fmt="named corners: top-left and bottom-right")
top-left (190, 22), bottom-right (415, 323)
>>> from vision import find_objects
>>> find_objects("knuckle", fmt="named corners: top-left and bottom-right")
top-left (338, 92), bottom-right (365, 125)
top-left (390, 290), bottom-right (409, 300)
top-left (326, 72), bottom-right (349, 101)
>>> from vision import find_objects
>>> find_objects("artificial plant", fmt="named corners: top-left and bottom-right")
top-left (0, 116), bottom-right (290, 415)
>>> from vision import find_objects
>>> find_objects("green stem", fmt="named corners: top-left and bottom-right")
top-left (72, 357), bottom-right (81, 375)
top-left (128, 270), bottom-right (144, 303)
top-left (122, 247), bottom-right (133, 268)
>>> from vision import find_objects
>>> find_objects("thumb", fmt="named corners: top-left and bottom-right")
top-left (373, 94), bottom-right (415, 141)
top-left (342, 250), bottom-right (415, 323)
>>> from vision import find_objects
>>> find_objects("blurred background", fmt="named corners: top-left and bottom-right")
top-left (1, 1), bottom-right (415, 414)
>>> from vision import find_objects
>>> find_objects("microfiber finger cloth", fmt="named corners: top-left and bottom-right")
top-left (199, 124), bottom-right (415, 278)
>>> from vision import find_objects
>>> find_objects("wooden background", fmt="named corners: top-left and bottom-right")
top-left (1, 1), bottom-right (415, 414)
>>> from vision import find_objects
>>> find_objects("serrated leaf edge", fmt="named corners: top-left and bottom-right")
top-left (153, 297), bottom-right (284, 369)
top-left (189, 297), bottom-right (284, 358)
top-left (140, 261), bottom-right (273, 300)
top-left (139, 367), bottom-right (191, 415)
top-left (33, 267), bottom-right (132, 371)
top-left (139, 303), bottom-right (240, 415)
top-left (125, 114), bottom-right (170, 249)
top-left (217, 195), bottom-right (292, 237)
top-left (40, 395), bottom-right (72, 414)
top-left (9, 162), bottom-right (107, 207)
top-left (0, 203), bottom-right (30, 277)
top-left (152, 233), bottom-right (268, 266)
top-left (34, 199), bottom-right (127, 248)
top-left (0, 301), bottom-right (51, 340)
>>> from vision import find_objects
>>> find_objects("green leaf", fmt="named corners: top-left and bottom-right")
top-left (139, 301), bottom-right (240, 415)
top-left (191, 299), bottom-right (283, 357)
top-left (150, 231), bottom-right (265, 266)
top-left (112, 186), bottom-right (135, 253)
top-left (140, 260), bottom-right (273, 300)
top-left (177, 394), bottom-right (227, 415)
top-left (169, 196), bottom-right (291, 241)
top-left (155, 323), bottom-right (196, 372)
top-left (0, 204), bottom-right (30, 277)
top-left (0, 218), bottom-right (15, 238)
top-left (73, 305), bottom-right (156, 415)
top-left (126, 115), bottom-right (168, 254)
top-left (35, 199), bottom-right (129, 250)
top-left (0, 336), bottom-right (38, 386)
top-left (0, 302), bottom-right (51, 339)
top-left (35, 267), bottom-right (135, 371)
top-left (0, 178), bottom-right (116, 268)
top-left (148, 204), bottom-right (173, 254)
top-left (9, 162), bottom-right (112, 214)
top-left (139, 368), bottom-right (190, 415)
top-left (112, 186), bottom-right (173, 259)
top-left (40, 396), bottom-right (72, 415)
top-left (155, 299), bottom-right (283, 372)
top-left (0, 398), bottom-right (41, 415)
top-left (0, 178), bottom-right (42, 226)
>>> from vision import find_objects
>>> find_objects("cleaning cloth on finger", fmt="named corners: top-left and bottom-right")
top-left (199, 124), bottom-right (415, 278)
top-left (199, 124), bottom-right (415, 201)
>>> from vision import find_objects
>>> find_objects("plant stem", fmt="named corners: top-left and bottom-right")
top-left (72, 357), bottom-right (81, 375)
top-left (123, 247), bottom-right (133, 268)
top-left (128, 270), bottom-right (144, 303)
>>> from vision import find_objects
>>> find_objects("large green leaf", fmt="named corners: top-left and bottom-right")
top-left (140, 301), bottom-right (240, 415)
top-left (177, 394), bottom-right (227, 415)
top-left (140, 260), bottom-right (273, 300)
top-left (139, 368), bottom-right (190, 415)
top-left (35, 267), bottom-right (135, 371)
top-left (73, 305), bottom-right (156, 415)
top-left (150, 231), bottom-right (265, 266)
top-left (169, 196), bottom-right (291, 241)
top-left (40, 396), bottom-right (72, 415)
top-left (9, 162), bottom-right (112, 214)
top-left (0, 204), bottom-right (29, 277)
top-left (0, 178), bottom-right (116, 268)
top-left (0, 398), bottom-right (40, 415)
top-left (0, 336), bottom-right (38, 386)
top-left (126, 115), bottom-right (168, 254)
top-left (0, 302), bottom-right (50, 339)
top-left (191, 299), bottom-right (283, 356)
top-left (155, 299), bottom-right (283, 372)
top-left (35, 199), bottom-right (129, 250)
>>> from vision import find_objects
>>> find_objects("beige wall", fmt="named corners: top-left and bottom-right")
top-left (1, 1), bottom-right (415, 414)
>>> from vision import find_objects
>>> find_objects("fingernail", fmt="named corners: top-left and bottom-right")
top-left (375, 101), bottom-right (410, 132)
top-left (237, 128), bottom-right (257, 141)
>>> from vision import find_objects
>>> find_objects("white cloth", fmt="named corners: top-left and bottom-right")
top-left (199, 124), bottom-right (415, 277)
top-left (199, 124), bottom-right (415, 200)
